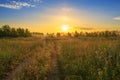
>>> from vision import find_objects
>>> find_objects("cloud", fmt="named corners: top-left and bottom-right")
top-left (113, 16), bottom-right (120, 20)
top-left (0, 4), bottom-right (20, 9)
top-left (0, 1), bottom-right (35, 9)
top-left (74, 26), bottom-right (94, 30)
top-left (30, 0), bottom-right (43, 3)
top-left (80, 27), bottom-right (94, 30)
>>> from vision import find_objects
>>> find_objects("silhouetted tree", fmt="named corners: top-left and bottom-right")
top-left (0, 28), bottom-right (3, 37)
top-left (79, 32), bottom-right (84, 37)
top-left (74, 31), bottom-right (79, 38)
top-left (0, 25), bottom-right (31, 38)
top-left (17, 28), bottom-right (25, 37)
top-left (111, 31), bottom-right (118, 37)
top-left (67, 32), bottom-right (72, 37)
top-left (10, 28), bottom-right (18, 37)
top-left (72, 31), bottom-right (119, 38)
top-left (25, 29), bottom-right (31, 37)
top-left (2, 25), bottom-right (11, 37)
top-left (56, 32), bottom-right (61, 37)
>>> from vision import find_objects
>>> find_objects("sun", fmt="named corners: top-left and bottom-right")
top-left (62, 25), bottom-right (69, 32)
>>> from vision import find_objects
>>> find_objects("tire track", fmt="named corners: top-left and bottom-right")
top-left (5, 42), bottom-right (42, 80)
top-left (48, 41), bottom-right (60, 80)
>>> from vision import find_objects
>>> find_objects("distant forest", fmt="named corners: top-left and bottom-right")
top-left (0, 25), bottom-right (31, 37)
top-left (47, 31), bottom-right (120, 38)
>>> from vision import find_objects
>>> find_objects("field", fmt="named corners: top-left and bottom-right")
top-left (0, 37), bottom-right (120, 80)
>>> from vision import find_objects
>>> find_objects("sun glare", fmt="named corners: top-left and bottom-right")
top-left (62, 25), bottom-right (69, 32)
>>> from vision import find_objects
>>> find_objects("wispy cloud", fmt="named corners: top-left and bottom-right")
top-left (74, 26), bottom-right (94, 30)
top-left (0, 1), bottom-right (35, 9)
top-left (0, 4), bottom-right (19, 9)
top-left (30, 0), bottom-right (43, 3)
top-left (80, 27), bottom-right (94, 30)
top-left (113, 16), bottom-right (120, 20)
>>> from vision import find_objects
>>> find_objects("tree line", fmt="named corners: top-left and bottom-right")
top-left (52, 31), bottom-right (120, 38)
top-left (73, 31), bottom-right (119, 38)
top-left (1, 25), bottom-right (119, 38)
top-left (0, 25), bottom-right (31, 38)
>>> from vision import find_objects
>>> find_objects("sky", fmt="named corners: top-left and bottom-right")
top-left (0, 0), bottom-right (120, 33)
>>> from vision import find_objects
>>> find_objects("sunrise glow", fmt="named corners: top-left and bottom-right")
top-left (62, 25), bottom-right (69, 32)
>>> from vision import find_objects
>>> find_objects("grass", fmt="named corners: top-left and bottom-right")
top-left (0, 37), bottom-right (120, 80)
top-left (58, 39), bottom-right (120, 80)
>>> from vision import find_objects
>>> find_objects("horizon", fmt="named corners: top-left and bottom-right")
top-left (0, 0), bottom-right (120, 33)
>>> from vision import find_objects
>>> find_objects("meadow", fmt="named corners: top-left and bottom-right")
top-left (1, 0), bottom-right (120, 80)
top-left (0, 36), bottom-right (120, 80)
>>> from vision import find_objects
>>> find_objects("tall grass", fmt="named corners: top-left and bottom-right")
top-left (58, 39), bottom-right (120, 80)
top-left (0, 38), bottom-right (46, 80)
top-left (0, 37), bottom-right (120, 80)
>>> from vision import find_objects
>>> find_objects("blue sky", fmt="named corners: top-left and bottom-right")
top-left (0, 0), bottom-right (120, 32)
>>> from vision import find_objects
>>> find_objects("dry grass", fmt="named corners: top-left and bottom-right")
top-left (0, 37), bottom-right (120, 80)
